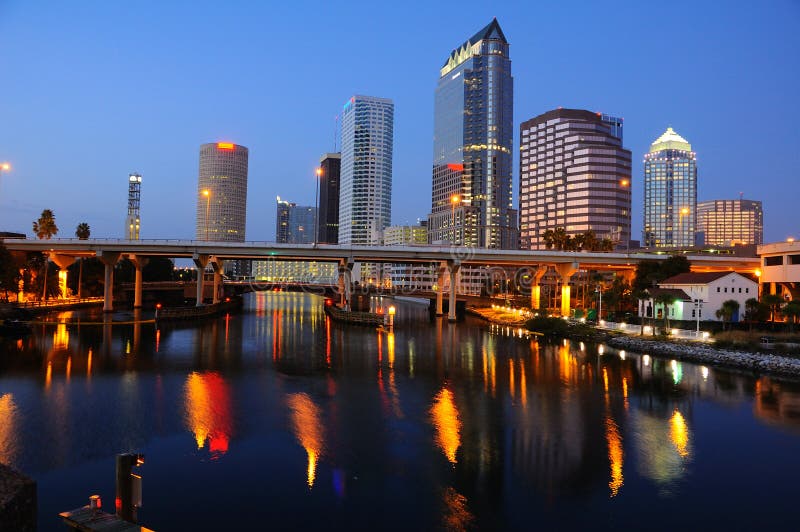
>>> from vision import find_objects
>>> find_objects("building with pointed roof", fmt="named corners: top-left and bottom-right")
top-left (643, 127), bottom-right (697, 248)
top-left (427, 18), bottom-right (517, 249)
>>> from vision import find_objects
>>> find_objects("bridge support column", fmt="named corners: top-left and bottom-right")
top-left (97, 251), bottom-right (121, 313)
top-left (51, 254), bottom-right (76, 300)
top-left (193, 254), bottom-right (210, 307)
top-left (448, 261), bottom-right (460, 322)
top-left (338, 259), bottom-right (353, 309)
top-left (211, 258), bottom-right (225, 304)
top-left (129, 255), bottom-right (148, 308)
top-left (436, 262), bottom-right (446, 316)
top-left (555, 261), bottom-right (579, 318)
top-left (530, 265), bottom-right (548, 311)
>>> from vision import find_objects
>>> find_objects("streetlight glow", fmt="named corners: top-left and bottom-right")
top-left (0, 162), bottom-right (10, 172)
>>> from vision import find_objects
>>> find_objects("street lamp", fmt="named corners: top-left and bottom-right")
top-left (694, 298), bottom-right (703, 337)
top-left (314, 167), bottom-right (322, 246)
top-left (595, 285), bottom-right (603, 323)
top-left (202, 189), bottom-right (211, 241)
top-left (450, 194), bottom-right (460, 245)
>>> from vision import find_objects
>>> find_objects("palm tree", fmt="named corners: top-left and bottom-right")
top-left (633, 289), bottom-right (650, 335)
top-left (744, 297), bottom-right (761, 331)
top-left (75, 222), bottom-right (90, 298)
top-left (716, 299), bottom-right (740, 331)
top-left (762, 293), bottom-right (785, 330)
top-left (541, 229), bottom-right (555, 250)
top-left (553, 228), bottom-right (569, 251)
top-left (33, 209), bottom-right (58, 300)
top-left (653, 292), bottom-right (678, 334)
top-left (784, 300), bottom-right (800, 333)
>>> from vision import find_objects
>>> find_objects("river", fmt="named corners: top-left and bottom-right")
top-left (1, 292), bottom-right (799, 530)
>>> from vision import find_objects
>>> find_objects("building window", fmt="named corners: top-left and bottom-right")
top-left (717, 287), bottom-right (720, 293)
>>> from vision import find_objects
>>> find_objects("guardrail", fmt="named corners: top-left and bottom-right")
top-left (598, 320), bottom-right (713, 342)
top-left (14, 297), bottom-right (104, 308)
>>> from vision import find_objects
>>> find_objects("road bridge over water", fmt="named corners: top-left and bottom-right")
top-left (3, 239), bottom-right (759, 321)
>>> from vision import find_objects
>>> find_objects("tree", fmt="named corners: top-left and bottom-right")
top-left (542, 229), bottom-right (555, 250)
top-left (144, 257), bottom-right (176, 282)
top-left (744, 297), bottom-right (765, 331)
top-left (75, 222), bottom-right (90, 298)
top-left (716, 299), bottom-right (740, 331)
top-left (784, 300), bottom-right (800, 333)
top-left (0, 242), bottom-right (21, 301)
top-left (762, 294), bottom-right (785, 329)
top-left (32, 209), bottom-right (58, 300)
top-left (32, 209), bottom-right (58, 240)
top-left (653, 292), bottom-right (678, 333)
top-left (632, 289), bottom-right (650, 335)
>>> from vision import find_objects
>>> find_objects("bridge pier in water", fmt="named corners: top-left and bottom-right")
top-left (436, 262), bottom-right (446, 316)
top-left (448, 261), bottom-right (460, 322)
top-left (129, 255), bottom-right (147, 308)
top-left (530, 265), bottom-right (548, 311)
top-left (555, 261), bottom-right (579, 317)
top-left (97, 251), bottom-right (121, 312)
top-left (212, 258), bottom-right (225, 304)
top-left (193, 254), bottom-right (210, 306)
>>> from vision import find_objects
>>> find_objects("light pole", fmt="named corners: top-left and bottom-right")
top-left (0, 162), bottom-right (10, 206)
top-left (450, 194), bottom-right (460, 245)
top-left (314, 167), bottom-right (322, 246)
top-left (595, 285), bottom-right (603, 323)
top-left (694, 298), bottom-right (703, 337)
top-left (202, 189), bottom-right (210, 241)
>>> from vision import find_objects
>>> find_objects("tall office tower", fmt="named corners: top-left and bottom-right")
top-left (643, 128), bottom-right (697, 248)
top-left (383, 223), bottom-right (428, 246)
top-left (125, 173), bottom-right (142, 240)
top-left (196, 142), bottom-right (249, 242)
top-left (317, 153), bottom-right (341, 244)
top-left (275, 197), bottom-right (316, 244)
top-left (519, 109), bottom-right (632, 250)
top-left (427, 18), bottom-right (517, 249)
top-left (697, 198), bottom-right (763, 247)
top-left (339, 95), bottom-right (394, 245)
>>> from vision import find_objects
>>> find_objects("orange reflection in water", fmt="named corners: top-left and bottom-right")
top-left (183, 372), bottom-right (232, 458)
top-left (0, 394), bottom-right (19, 465)
top-left (430, 388), bottom-right (461, 464)
top-left (670, 409), bottom-right (691, 458)
top-left (287, 393), bottom-right (324, 488)
top-left (45, 361), bottom-right (52, 389)
top-left (605, 415), bottom-right (624, 497)
top-left (519, 359), bottom-right (527, 408)
top-left (441, 486), bottom-right (474, 531)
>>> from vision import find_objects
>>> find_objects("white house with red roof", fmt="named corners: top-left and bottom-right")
top-left (639, 272), bottom-right (758, 322)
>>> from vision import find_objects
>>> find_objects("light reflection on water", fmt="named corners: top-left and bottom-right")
top-left (1, 292), bottom-right (800, 530)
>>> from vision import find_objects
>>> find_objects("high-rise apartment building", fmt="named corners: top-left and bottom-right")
top-left (317, 153), bottom-right (341, 244)
top-left (339, 95), bottom-right (394, 246)
top-left (275, 197), bottom-right (316, 244)
top-left (519, 109), bottom-right (632, 250)
top-left (427, 18), bottom-right (517, 249)
top-left (125, 173), bottom-right (141, 240)
top-left (643, 128), bottom-right (697, 247)
top-left (697, 199), bottom-right (763, 247)
top-left (383, 223), bottom-right (428, 246)
top-left (196, 142), bottom-right (248, 242)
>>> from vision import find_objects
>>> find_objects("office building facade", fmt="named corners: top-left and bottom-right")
top-left (697, 198), bottom-right (763, 247)
top-left (275, 197), bottom-right (316, 244)
top-left (317, 153), bottom-right (341, 244)
top-left (519, 109), bottom-right (632, 250)
top-left (339, 95), bottom-right (394, 246)
top-left (643, 128), bottom-right (697, 247)
top-left (196, 142), bottom-right (248, 242)
top-left (428, 18), bottom-right (516, 249)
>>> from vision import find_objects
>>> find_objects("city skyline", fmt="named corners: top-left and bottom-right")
top-left (0, 1), bottom-right (797, 243)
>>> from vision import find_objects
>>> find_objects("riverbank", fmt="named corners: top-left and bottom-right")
top-left (607, 335), bottom-right (800, 379)
top-left (467, 306), bottom-right (528, 327)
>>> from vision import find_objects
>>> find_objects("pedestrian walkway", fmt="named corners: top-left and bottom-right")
top-left (597, 319), bottom-right (713, 342)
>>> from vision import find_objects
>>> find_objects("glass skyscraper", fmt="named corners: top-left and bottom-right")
top-left (697, 198), bottom-right (763, 247)
top-left (317, 153), bottom-right (341, 244)
top-left (196, 142), bottom-right (248, 242)
top-left (643, 128), bottom-right (697, 247)
top-left (339, 95), bottom-right (394, 246)
top-left (427, 18), bottom-right (517, 249)
top-left (275, 197), bottom-right (316, 244)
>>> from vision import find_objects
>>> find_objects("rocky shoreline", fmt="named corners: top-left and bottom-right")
top-left (607, 335), bottom-right (800, 379)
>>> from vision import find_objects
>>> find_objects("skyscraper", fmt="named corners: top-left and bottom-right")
top-left (275, 197), bottom-right (316, 244)
top-left (427, 18), bottom-right (516, 249)
top-left (697, 198), bottom-right (763, 247)
top-left (339, 95), bottom-right (394, 246)
top-left (317, 153), bottom-right (341, 244)
top-left (196, 142), bottom-right (248, 242)
top-left (643, 128), bottom-right (697, 247)
top-left (519, 109), bottom-right (632, 250)
top-left (125, 173), bottom-right (141, 240)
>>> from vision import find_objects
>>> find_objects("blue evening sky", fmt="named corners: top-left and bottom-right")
top-left (0, 0), bottom-right (798, 243)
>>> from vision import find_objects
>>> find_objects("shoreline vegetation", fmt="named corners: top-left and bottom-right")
top-left (471, 309), bottom-right (800, 380)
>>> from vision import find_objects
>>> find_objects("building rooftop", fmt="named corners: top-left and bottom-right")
top-left (649, 127), bottom-right (692, 153)
top-left (661, 271), bottom-right (737, 285)
top-left (441, 18), bottom-right (507, 70)
top-left (648, 287), bottom-right (692, 302)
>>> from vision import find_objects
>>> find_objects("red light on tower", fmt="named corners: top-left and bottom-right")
top-left (447, 163), bottom-right (464, 172)
top-left (217, 142), bottom-right (234, 150)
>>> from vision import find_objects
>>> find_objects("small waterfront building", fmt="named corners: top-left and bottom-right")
top-left (638, 271), bottom-right (758, 322)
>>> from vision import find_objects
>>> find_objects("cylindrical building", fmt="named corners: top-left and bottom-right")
top-left (196, 142), bottom-right (248, 242)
